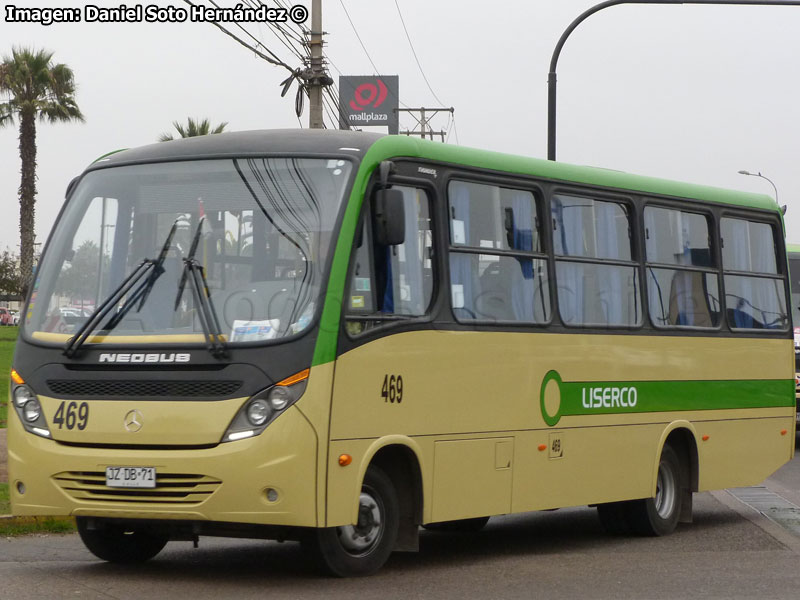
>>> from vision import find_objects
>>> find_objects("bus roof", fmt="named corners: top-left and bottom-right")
top-left (90, 129), bottom-right (779, 213)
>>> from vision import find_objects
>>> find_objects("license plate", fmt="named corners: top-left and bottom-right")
top-left (105, 466), bottom-right (156, 488)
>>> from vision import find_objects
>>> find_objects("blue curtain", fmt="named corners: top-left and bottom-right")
top-left (511, 193), bottom-right (535, 321)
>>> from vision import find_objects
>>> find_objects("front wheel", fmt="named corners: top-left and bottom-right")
top-left (77, 518), bottom-right (168, 563)
top-left (304, 465), bottom-right (399, 577)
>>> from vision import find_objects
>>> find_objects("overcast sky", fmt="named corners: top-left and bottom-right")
top-left (2, 0), bottom-right (799, 254)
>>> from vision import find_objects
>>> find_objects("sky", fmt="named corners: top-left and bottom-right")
top-left (2, 0), bottom-right (800, 254)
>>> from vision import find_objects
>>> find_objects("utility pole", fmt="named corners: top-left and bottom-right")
top-left (397, 107), bottom-right (454, 141)
top-left (307, 0), bottom-right (328, 129)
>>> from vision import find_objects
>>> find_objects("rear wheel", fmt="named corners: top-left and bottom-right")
top-left (77, 518), bottom-right (168, 563)
top-left (304, 465), bottom-right (399, 577)
top-left (626, 444), bottom-right (683, 536)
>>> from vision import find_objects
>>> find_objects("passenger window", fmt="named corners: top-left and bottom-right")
top-left (721, 217), bottom-right (787, 330)
top-left (644, 206), bottom-right (720, 329)
top-left (552, 195), bottom-right (640, 327)
top-left (448, 180), bottom-right (550, 323)
top-left (345, 185), bottom-right (434, 335)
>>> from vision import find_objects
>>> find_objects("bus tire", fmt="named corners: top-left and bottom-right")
top-left (627, 444), bottom-right (683, 536)
top-left (305, 465), bottom-right (399, 577)
top-left (76, 517), bottom-right (168, 563)
top-left (423, 516), bottom-right (490, 532)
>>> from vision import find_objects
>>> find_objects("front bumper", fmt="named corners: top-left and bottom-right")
top-left (8, 405), bottom-right (319, 527)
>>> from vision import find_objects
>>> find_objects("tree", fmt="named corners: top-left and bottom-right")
top-left (55, 240), bottom-right (107, 307)
top-left (0, 249), bottom-right (21, 297)
top-left (0, 47), bottom-right (85, 296)
top-left (158, 117), bottom-right (228, 141)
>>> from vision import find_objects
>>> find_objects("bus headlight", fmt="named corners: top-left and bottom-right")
top-left (23, 398), bottom-right (42, 422)
top-left (13, 385), bottom-right (35, 408)
top-left (9, 370), bottom-right (51, 439)
top-left (222, 371), bottom-right (309, 443)
top-left (246, 399), bottom-right (271, 427)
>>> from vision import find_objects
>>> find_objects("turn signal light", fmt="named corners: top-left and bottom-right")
top-left (702, 435), bottom-right (710, 442)
top-left (781, 429), bottom-right (788, 436)
top-left (338, 454), bottom-right (352, 466)
top-left (277, 368), bottom-right (310, 387)
top-left (10, 369), bottom-right (24, 385)
top-left (538, 444), bottom-right (547, 452)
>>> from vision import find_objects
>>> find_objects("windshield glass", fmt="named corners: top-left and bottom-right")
top-left (26, 157), bottom-right (353, 345)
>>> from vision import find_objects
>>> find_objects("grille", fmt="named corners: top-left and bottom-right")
top-left (54, 471), bottom-right (222, 505)
top-left (46, 380), bottom-right (242, 398)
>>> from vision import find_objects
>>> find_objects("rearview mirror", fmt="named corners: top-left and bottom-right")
top-left (373, 188), bottom-right (406, 246)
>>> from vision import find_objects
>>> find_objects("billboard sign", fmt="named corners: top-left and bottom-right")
top-left (339, 75), bottom-right (399, 133)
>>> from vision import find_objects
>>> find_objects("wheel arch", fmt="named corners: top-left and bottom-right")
top-left (358, 436), bottom-right (424, 551)
top-left (653, 422), bottom-right (699, 494)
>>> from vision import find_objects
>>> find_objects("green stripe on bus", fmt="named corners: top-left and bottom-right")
top-left (540, 374), bottom-right (794, 426)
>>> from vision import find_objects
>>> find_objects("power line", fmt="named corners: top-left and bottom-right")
top-left (393, 0), bottom-right (447, 107)
top-left (181, 0), bottom-right (294, 72)
top-left (338, 0), bottom-right (382, 75)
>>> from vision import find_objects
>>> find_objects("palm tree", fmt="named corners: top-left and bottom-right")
top-left (0, 47), bottom-right (84, 295)
top-left (158, 117), bottom-right (228, 142)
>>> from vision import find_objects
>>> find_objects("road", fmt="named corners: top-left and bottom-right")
top-left (2, 438), bottom-right (800, 599)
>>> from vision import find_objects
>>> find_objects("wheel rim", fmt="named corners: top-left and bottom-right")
top-left (336, 488), bottom-right (384, 556)
top-left (655, 459), bottom-right (677, 519)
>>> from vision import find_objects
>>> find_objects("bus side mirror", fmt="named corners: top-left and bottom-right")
top-left (373, 188), bottom-right (406, 246)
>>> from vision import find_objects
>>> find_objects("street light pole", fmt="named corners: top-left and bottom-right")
top-left (547, 0), bottom-right (800, 161)
top-left (738, 169), bottom-right (779, 202)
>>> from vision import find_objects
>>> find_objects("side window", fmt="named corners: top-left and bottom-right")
top-left (552, 194), bottom-right (640, 327)
top-left (447, 180), bottom-right (550, 323)
top-left (345, 185), bottom-right (434, 335)
top-left (721, 217), bottom-right (788, 330)
top-left (644, 206), bottom-right (720, 328)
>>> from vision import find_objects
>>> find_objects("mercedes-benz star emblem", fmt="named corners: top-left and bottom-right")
top-left (124, 409), bottom-right (143, 433)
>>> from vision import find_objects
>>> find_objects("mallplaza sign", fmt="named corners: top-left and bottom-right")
top-left (339, 76), bottom-right (399, 133)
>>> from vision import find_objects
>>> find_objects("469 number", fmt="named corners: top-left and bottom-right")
top-left (53, 401), bottom-right (89, 430)
top-left (381, 374), bottom-right (403, 403)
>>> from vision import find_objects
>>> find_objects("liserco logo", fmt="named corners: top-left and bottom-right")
top-left (349, 78), bottom-right (388, 111)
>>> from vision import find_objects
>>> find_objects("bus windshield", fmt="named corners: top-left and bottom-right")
top-left (26, 157), bottom-right (353, 346)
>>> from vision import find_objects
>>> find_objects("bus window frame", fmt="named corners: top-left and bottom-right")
top-left (718, 209), bottom-right (790, 333)
top-left (640, 201), bottom-right (722, 333)
top-left (548, 186), bottom-right (642, 331)
top-left (443, 173), bottom-right (553, 328)
top-left (342, 171), bottom-right (440, 341)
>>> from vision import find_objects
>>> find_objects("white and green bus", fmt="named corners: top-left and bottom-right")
top-left (8, 130), bottom-right (795, 575)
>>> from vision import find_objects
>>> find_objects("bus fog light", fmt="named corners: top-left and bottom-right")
top-left (16, 481), bottom-right (26, 495)
top-left (266, 488), bottom-right (279, 502)
top-left (267, 386), bottom-right (291, 411)
top-left (13, 385), bottom-right (35, 408)
top-left (246, 399), bottom-right (270, 426)
top-left (23, 399), bottom-right (42, 422)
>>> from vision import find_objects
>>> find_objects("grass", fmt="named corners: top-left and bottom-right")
top-left (0, 325), bottom-right (18, 428)
top-left (0, 483), bottom-right (76, 536)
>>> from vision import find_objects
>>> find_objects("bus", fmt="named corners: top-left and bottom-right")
top-left (788, 243), bottom-right (800, 427)
top-left (8, 130), bottom-right (795, 576)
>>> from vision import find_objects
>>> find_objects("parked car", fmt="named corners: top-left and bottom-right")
top-left (9, 310), bottom-right (19, 326)
top-left (0, 307), bottom-right (12, 326)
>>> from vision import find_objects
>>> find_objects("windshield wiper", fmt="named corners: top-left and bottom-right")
top-left (63, 219), bottom-right (179, 358)
top-left (174, 217), bottom-right (227, 357)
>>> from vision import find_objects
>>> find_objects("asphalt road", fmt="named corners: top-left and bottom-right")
top-left (2, 434), bottom-right (800, 598)
top-left (2, 470), bottom-right (800, 598)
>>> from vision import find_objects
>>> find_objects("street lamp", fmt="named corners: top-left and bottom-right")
top-left (737, 169), bottom-right (779, 202)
